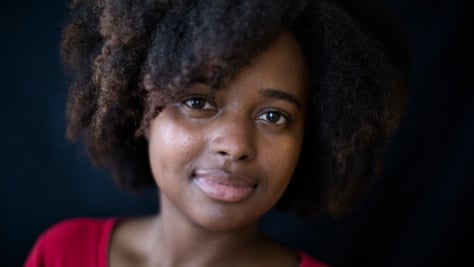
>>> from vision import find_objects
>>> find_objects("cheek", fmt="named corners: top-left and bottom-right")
top-left (260, 134), bottom-right (303, 192)
top-left (148, 116), bottom-right (199, 181)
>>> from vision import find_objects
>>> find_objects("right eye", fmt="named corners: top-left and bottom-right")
top-left (182, 96), bottom-right (215, 111)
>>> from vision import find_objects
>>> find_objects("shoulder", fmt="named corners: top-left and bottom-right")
top-left (298, 251), bottom-right (331, 267)
top-left (24, 218), bottom-right (117, 267)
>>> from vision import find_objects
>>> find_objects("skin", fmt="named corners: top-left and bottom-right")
top-left (109, 32), bottom-right (308, 267)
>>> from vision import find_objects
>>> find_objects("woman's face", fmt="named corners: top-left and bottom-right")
top-left (148, 32), bottom-right (308, 231)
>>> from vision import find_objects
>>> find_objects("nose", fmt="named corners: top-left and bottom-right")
top-left (208, 115), bottom-right (256, 162)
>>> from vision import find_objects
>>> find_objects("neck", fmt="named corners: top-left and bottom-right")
top-left (147, 196), bottom-right (267, 267)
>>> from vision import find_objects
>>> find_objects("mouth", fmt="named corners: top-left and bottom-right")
top-left (192, 169), bottom-right (256, 203)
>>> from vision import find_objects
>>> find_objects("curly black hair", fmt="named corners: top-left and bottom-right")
top-left (61, 0), bottom-right (409, 217)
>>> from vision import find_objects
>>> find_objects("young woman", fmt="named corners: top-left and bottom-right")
top-left (25, 0), bottom-right (408, 266)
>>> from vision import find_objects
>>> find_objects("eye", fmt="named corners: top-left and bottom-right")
top-left (183, 96), bottom-right (215, 110)
top-left (257, 110), bottom-right (289, 125)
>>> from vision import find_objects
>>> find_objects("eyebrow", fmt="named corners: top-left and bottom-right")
top-left (259, 88), bottom-right (303, 110)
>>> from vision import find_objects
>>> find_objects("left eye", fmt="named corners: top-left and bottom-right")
top-left (257, 111), bottom-right (288, 125)
top-left (183, 97), bottom-right (215, 110)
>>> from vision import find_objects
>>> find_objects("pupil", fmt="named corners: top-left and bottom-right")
top-left (190, 98), bottom-right (204, 108)
top-left (267, 112), bottom-right (279, 122)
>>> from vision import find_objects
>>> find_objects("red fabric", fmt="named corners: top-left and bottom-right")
top-left (298, 251), bottom-right (330, 267)
top-left (24, 218), bottom-right (115, 267)
top-left (25, 218), bottom-right (329, 267)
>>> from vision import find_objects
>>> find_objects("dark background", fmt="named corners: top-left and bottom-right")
top-left (1, 0), bottom-right (472, 266)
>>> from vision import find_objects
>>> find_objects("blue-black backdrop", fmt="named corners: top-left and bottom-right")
top-left (1, 0), bottom-right (473, 266)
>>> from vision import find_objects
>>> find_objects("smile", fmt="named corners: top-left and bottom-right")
top-left (192, 169), bottom-right (256, 203)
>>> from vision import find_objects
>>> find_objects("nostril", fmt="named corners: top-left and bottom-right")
top-left (217, 150), bottom-right (251, 161)
top-left (238, 155), bottom-right (249, 161)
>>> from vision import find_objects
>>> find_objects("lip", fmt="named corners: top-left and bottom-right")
top-left (193, 169), bottom-right (256, 203)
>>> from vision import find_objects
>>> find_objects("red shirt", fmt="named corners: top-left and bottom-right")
top-left (25, 218), bottom-right (329, 267)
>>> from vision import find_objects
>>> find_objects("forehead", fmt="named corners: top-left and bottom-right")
top-left (225, 32), bottom-right (308, 105)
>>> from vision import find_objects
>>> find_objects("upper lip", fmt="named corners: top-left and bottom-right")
top-left (193, 169), bottom-right (257, 188)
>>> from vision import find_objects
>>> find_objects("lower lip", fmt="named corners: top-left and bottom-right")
top-left (193, 177), bottom-right (254, 202)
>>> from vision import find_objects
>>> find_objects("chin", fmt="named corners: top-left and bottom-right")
top-left (191, 206), bottom-right (260, 232)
